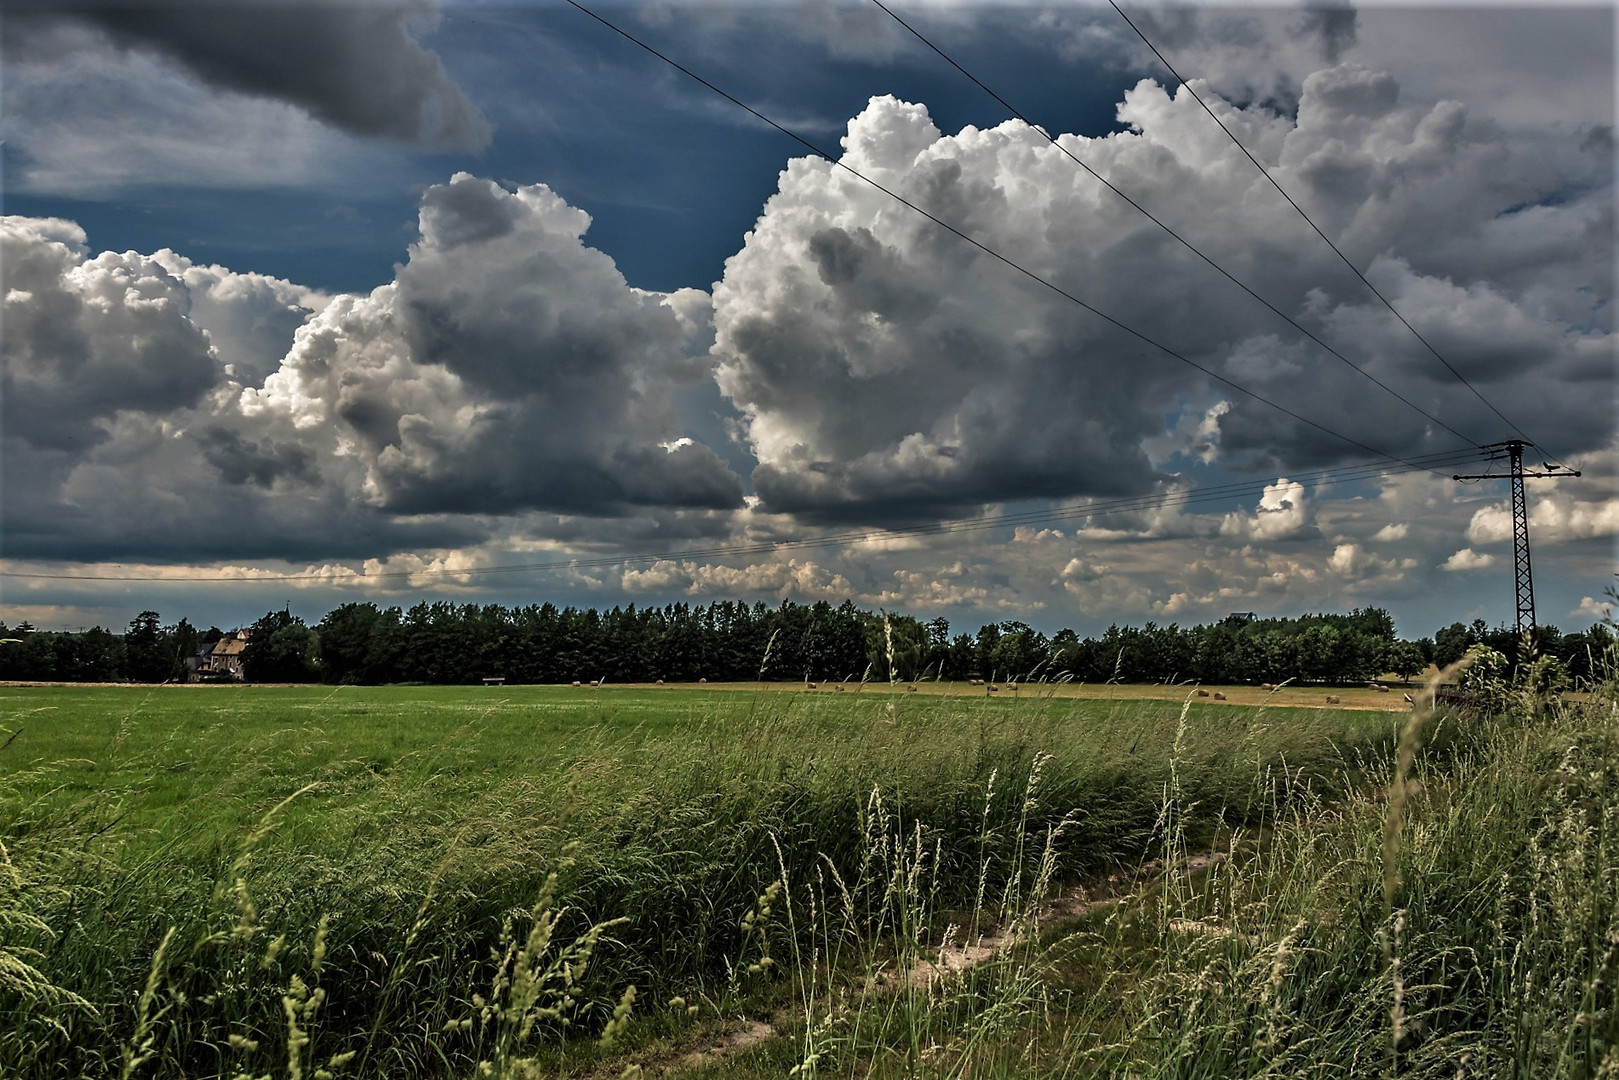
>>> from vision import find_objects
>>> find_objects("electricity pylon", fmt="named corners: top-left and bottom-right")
top-left (1453, 440), bottom-right (1581, 637)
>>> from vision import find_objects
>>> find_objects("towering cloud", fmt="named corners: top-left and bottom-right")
top-left (245, 174), bottom-right (743, 517)
top-left (713, 73), bottom-right (1610, 520)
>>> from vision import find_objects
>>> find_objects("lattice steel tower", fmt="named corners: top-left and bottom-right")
top-left (1454, 440), bottom-right (1581, 637)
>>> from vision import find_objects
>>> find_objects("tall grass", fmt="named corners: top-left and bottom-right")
top-left (758, 662), bottom-right (1618, 1078)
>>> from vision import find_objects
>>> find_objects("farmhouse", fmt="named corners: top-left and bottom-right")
top-left (199, 630), bottom-right (250, 678)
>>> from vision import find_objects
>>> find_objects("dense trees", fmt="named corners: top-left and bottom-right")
top-left (0, 625), bottom-right (125, 682)
top-left (0, 611), bottom-right (199, 683)
top-left (239, 609), bottom-right (320, 683)
top-left (312, 598), bottom-right (873, 685)
top-left (0, 602), bottom-right (1610, 687)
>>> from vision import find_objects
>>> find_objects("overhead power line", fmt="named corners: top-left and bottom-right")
top-left (867, 0), bottom-right (1482, 449)
top-left (561, 0), bottom-right (1475, 479)
top-left (1105, 0), bottom-right (1553, 460)
top-left (0, 448), bottom-right (1485, 585)
top-left (1452, 440), bottom-right (1581, 636)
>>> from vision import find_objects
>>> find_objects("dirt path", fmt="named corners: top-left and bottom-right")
top-left (641, 849), bottom-right (1226, 1077)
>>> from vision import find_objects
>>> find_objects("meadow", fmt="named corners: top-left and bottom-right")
top-left (0, 678), bottom-right (1611, 1078)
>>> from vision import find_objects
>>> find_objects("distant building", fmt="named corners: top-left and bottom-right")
top-left (182, 644), bottom-right (212, 678)
top-left (199, 629), bottom-right (251, 678)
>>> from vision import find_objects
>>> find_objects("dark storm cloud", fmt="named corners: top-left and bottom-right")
top-left (195, 426), bottom-right (319, 488)
top-left (1291, 3), bottom-right (1358, 64)
top-left (0, 438), bottom-right (483, 564)
top-left (0, 216), bottom-right (467, 565)
top-left (4, 0), bottom-right (489, 148)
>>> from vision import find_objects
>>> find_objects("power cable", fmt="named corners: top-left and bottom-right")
top-left (1106, 0), bottom-right (1557, 461)
top-left (557, 0), bottom-right (1480, 483)
top-left (0, 447), bottom-right (1484, 584)
top-left (867, 0), bottom-right (1483, 449)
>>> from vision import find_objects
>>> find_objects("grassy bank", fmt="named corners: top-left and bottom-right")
top-left (692, 675), bottom-right (1617, 1079)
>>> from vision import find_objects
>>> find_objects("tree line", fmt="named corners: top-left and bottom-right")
top-left (2, 601), bottom-right (1610, 687)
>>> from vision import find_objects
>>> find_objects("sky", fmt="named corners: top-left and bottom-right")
top-left (1, 0), bottom-right (1615, 640)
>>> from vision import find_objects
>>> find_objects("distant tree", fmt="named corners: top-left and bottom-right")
top-left (318, 603), bottom-right (383, 684)
top-left (123, 611), bottom-right (175, 682)
top-left (1048, 628), bottom-right (1081, 677)
top-left (973, 623), bottom-right (1001, 680)
top-left (862, 612), bottom-right (926, 682)
top-left (1190, 622), bottom-right (1241, 684)
top-left (990, 621), bottom-right (1049, 681)
top-left (1346, 607), bottom-right (1397, 641)
top-left (168, 618), bottom-right (200, 681)
top-left (1385, 640), bottom-right (1427, 683)
top-left (241, 609), bottom-right (319, 683)
top-left (1433, 623), bottom-right (1473, 668)
top-left (75, 628), bottom-right (126, 682)
top-left (1296, 625), bottom-right (1341, 683)
top-left (941, 633), bottom-right (975, 681)
top-left (1559, 624), bottom-right (1615, 683)
top-left (9, 634), bottom-right (55, 680)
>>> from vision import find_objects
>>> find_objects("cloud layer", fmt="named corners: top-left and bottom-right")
top-left (3, 35), bottom-right (1612, 632)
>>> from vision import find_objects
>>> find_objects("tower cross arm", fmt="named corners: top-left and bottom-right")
top-left (1451, 468), bottom-right (1581, 480)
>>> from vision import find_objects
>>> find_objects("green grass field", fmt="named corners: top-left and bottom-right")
top-left (0, 681), bottom-right (1611, 1078)
top-left (0, 683), bottom-right (1392, 849)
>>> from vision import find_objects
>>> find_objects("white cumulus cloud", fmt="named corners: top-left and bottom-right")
top-left (1442, 548), bottom-right (1496, 571)
top-left (1221, 478), bottom-right (1313, 541)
